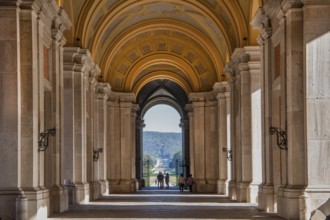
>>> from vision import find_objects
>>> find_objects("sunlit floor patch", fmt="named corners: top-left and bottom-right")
top-left (48, 189), bottom-right (284, 220)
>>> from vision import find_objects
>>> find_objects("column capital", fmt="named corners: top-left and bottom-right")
top-left (96, 93), bottom-right (108, 101)
top-left (107, 99), bottom-right (119, 107)
top-left (239, 63), bottom-right (250, 73)
top-left (216, 93), bottom-right (226, 101)
top-left (189, 92), bottom-right (205, 102)
top-left (95, 82), bottom-right (111, 96)
top-left (63, 47), bottom-right (100, 77)
top-left (184, 104), bottom-right (193, 113)
top-left (213, 81), bottom-right (229, 93)
top-left (136, 119), bottom-right (145, 129)
top-left (281, 0), bottom-right (303, 13)
top-left (179, 119), bottom-right (189, 129)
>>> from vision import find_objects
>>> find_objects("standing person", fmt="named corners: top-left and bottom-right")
top-left (157, 172), bottom-right (162, 188)
top-left (178, 173), bottom-right (185, 193)
top-left (187, 174), bottom-right (194, 192)
top-left (165, 173), bottom-right (170, 189)
top-left (159, 172), bottom-right (164, 188)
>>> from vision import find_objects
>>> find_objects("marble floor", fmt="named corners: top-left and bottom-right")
top-left (49, 187), bottom-right (284, 220)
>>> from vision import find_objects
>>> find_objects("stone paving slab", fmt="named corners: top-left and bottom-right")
top-left (49, 187), bottom-right (284, 220)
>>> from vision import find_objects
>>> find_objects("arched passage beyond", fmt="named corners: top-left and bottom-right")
top-left (135, 79), bottom-right (190, 185)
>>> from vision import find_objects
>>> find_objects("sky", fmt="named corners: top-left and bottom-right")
top-left (143, 104), bottom-right (181, 133)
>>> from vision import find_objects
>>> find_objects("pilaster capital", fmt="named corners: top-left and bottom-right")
top-left (119, 102), bottom-right (133, 109)
top-left (281, 0), bottom-right (303, 14)
top-left (216, 93), bottom-right (226, 101)
top-left (188, 92), bottom-right (205, 103)
top-left (136, 119), bottom-right (145, 129)
top-left (223, 65), bottom-right (236, 84)
top-left (89, 76), bottom-right (97, 85)
top-left (179, 119), bottom-right (189, 129)
top-left (63, 47), bottom-right (100, 77)
top-left (54, 7), bottom-right (72, 33)
top-left (238, 63), bottom-right (250, 72)
top-left (213, 81), bottom-right (229, 93)
top-left (95, 93), bottom-right (108, 101)
top-left (192, 101), bottom-right (205, 108)
top-left (118, 92), bottom-right (136, 103)
top-left (131, 104), bottom-right (140, 113)
top-left (205, 100), bottom-right (218, 107)
top-left (95, 82), bottom-right (111, 96)
top-left (19, 0), bottom-right (42, 11)
top-left (184, 104), bottom-right (193, 113)
top-left (107, 99), bottom-right (119, 107)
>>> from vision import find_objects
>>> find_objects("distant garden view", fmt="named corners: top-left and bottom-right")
top-left (143, 131), bottom-right (182, 187)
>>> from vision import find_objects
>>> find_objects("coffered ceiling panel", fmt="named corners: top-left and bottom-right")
top-left (62, 0), bottom-right (259, 94)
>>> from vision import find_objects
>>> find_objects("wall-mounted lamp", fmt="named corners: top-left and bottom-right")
top-left (38, 128), bottom-right (56, 152)
top-left (222, 148), bottom-right (232, 161)
top-left (269, 127), bottom-right (287, 150)
top-left (93, 148), bottom-right (103, 161)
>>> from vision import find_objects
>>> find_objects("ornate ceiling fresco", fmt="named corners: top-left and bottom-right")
top-left (62, 0), bottom-right (260, 94)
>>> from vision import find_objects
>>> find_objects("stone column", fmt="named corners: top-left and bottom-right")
top-left (119, 93), bottom-right (136, 192)
top-left (246, 46), bottom-right (262, 203)
top-left (180, 118), bottom-right (190, 177)
top-left (107, 97), bottom-right (121, 193)
top-left (47, 13), bottom-right (71, 213)
top-left (72, 63), bottom-right (88, 203)
top-left (91, 83), bottom-right (109, 200)
top-left (225, 88), bottom-right (232, 192)
top-left (251, 6), bottom-right (275, 212)
top-left (86, 76), bottom-right (96, 200)
top-left (225, 67), bottom-right (237, 200)
top-left (0, 2), bottom-right (25, 218)
top-left (303, 1), bottom-right (330, 219)
top-left (131, 105), bottom-right (139, 191)
top-left (135, 117), bottom-right (145, 189)
top-left (63, 47), bottom-right (99, 204)
top-left (108, 92), bottom-right (136, 193)
top-left (215, 82), bottom-right (229, 195)
top-left (186, 106), bottom-right (195, 178)
top-left (277, 2), bottom-right (305, 219)
top-left (189, 96), bottom-right (206, 192)
top-left (204, 98), bottom-right (218, 192)
top-left (238, 54), bottom-right (252, 202)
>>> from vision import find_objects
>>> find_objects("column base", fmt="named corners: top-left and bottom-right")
top-left (71, 183), bottom-right (89, 204)
top-left (301, 186), bottom-right (330, 220)
top-left (237, 181), bottom-right (250, 202)
top-left (247, 182), bottom-right (261, 203)
top-left (19, 187), bottom-right (50, 220)
top-left (50, 185), bottom-right (68, 214)
top-left (217, 179), bottom-right (228, 195)
top-left (108, 179), bottom-right (136, 193)
top-left (277, 186), bottom-right (305, 219)
top-left (89, 181), bottom-right (101, 201)
top-left (258, 183), bottom-right (275, 212)
top-left (228, 180), bottom-right (237, 200)
top-left (100, 180), bottom-right (109, 195)
top-left (0, 189), bottom-right (25, 220)
top-left (194, 179), bottom-right (217, 193)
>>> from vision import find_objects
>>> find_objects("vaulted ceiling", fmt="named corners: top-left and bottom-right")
top-left (61, 0), bottom-right (260, 94)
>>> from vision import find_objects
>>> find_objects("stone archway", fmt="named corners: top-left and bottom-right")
top-left (135, 79), bottom-right (190, 188)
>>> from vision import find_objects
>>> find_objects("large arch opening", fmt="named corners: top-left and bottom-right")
top-left (135, 79), bottom-right (190, 189)
top-left (142, 104), bottom-right (182, 187)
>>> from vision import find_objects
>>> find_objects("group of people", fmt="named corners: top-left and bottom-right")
top-left (156, 171), bottom-right (170, 189)
top-left (178, 173), bottom-right (194, 193)
top-left (155, 172), bottom-right (194, 192)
